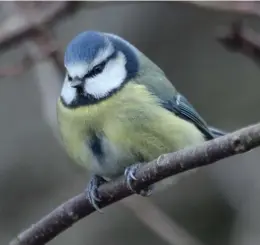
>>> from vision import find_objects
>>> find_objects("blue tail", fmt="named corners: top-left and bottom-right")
top-left (209, 126), bottom-right (227, 138)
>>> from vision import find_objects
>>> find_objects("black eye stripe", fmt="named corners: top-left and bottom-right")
top-left (83, 60), bottom-right (106, 79)
top-left (67, 51), bottom-right (117, 82)
top-left (84, 51), bottom-right (117, 79)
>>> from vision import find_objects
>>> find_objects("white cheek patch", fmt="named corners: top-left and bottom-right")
top-left (61, 50), bottom-right (127, 104)
top-left (84, 52), bottom-right (127, 98)
top-left (60, 78), bottom-right (77, 105)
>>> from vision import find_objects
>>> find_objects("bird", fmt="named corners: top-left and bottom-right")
top-left (57, 31), bottom-right (226, 211)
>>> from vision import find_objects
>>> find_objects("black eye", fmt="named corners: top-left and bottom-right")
top-left (93, 63), bottom-right (104, 74)
top-left (86, 61), bottom-right (106, 78)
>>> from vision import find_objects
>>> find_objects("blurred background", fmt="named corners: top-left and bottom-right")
top-left (1, 1), bottom-right (260, 245)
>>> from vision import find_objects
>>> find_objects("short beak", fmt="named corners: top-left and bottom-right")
top-left (71, 77), bottom-right (84, 88)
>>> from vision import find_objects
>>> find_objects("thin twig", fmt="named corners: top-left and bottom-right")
top-left (32, 30), bottom-right (65, 75)
top-left (0, 2), bottom-right (76, 77)
top-left (10, 122), bottom-right (260, 245)
top-left (0, 45), bottom-right (61, 78)
top-left (0, 2), bottom-right (77, 51)
top-left (217, 21), bottom-right (260, 65)
top-left (190, 1), bottom-right (260, 16)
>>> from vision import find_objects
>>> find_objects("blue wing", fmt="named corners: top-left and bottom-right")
top-left (161, 93), bottom-right (218, 140)
top-left (135, 51), bottom-right (227, 140)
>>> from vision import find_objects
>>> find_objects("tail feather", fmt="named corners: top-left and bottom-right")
top-left (209, 126), bottom-right (227, 138)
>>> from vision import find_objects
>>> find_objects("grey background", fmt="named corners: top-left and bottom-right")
top-left (0, 2), bottom-right (260, 245)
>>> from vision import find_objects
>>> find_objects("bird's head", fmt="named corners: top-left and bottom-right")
top-left (61, 31), bottom-right (139, 108)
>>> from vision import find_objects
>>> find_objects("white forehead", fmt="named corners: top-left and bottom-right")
top-left (65, 42), bottom-right (115, 78)
top-left (61, 51), bottom-right (127, 105)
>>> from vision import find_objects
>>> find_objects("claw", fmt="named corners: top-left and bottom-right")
top-left (85, 175), bottom-right (106, 213)
top-left (124, 163), bottom-right (141, 192)
top-left (129, 170), bottom-right (137, 181)
top-left (124, 163), bottom-right (153, 196)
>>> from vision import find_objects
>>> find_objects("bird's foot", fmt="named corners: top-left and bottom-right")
top-left (85, 175), bottom-right (107, 213)
top-left (124, 163), bottom-right (153, 196)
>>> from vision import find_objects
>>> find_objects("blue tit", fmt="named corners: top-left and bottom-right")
top-left (57, 31), bottom-right (225, 210)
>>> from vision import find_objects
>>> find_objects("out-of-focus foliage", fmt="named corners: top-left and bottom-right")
top-left (0, 2), bottom-right (260, 245)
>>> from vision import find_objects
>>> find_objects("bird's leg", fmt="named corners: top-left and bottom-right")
top-left (124, 163), bottom-right (153, 196)
top-left (85, 174), bottom-right (107, 212)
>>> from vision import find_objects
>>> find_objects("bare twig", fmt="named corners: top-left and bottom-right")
top-left (32, 30), bottom-right (65, 75)
top-left (217, 21), bottom-right (260, 65)
top-left (189, 2), bottom-right (260, 65)
top-left (122, 197), bottom-right (204, 245)
top-left (190, 1), bottom-right (260, 16)
top-left (0, 43), bottom-right (61, 78)
top-left (0, 2), bottom-right (77, 51)
top-left (9, 122), bottom-right (260, 245)
top-left (0, 2), bottom-right (76, 77)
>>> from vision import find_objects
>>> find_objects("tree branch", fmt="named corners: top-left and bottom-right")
top-left (10, 123), bottom-right (260, 245)
top-left (0, 2), bottom-right (77, 78)
top-left (217, 21), bottom-right (260, 65)
top-left (0, 2), bottom-right (77, 51)
top-left (190, 1), bottom-right (260, 16)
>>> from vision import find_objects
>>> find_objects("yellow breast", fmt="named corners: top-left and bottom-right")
top-left (57, 83), bottom-right (204, 178)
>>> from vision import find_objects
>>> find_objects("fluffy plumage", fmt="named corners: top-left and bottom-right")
top-left (58, 82), bottom-right (206, 178)
top-left (57, 31), bottom-right (225, 208)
